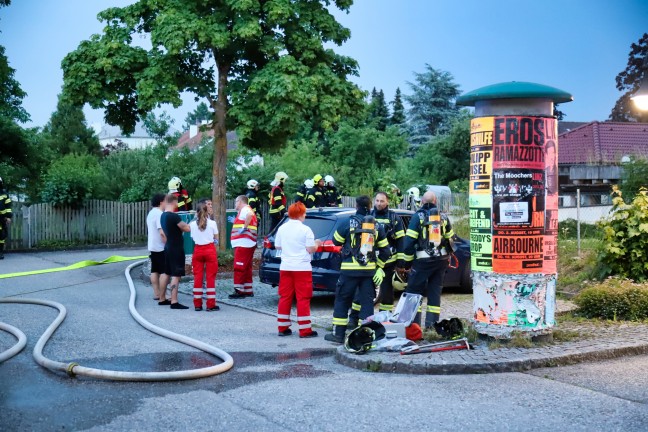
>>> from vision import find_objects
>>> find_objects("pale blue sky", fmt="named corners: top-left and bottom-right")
top-left (1, 0), bottom-right (647, 130)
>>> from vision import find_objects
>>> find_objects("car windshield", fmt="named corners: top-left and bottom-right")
top-left (303, 217), bottom-right (336, 239)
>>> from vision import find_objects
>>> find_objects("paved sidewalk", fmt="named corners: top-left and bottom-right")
top-left (154, 268), bottom-right (648, 374)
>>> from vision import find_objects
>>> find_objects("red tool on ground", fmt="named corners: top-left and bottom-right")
top-left (400, 337), bottom-right (471, 355)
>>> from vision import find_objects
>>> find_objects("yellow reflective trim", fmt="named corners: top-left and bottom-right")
top-left (378, 304), bottom-right (393, 311)
top-left (393, 231), bottom-right (405, 239)
top-left (427, 306), bottom-right (441, 313)
top-left (351, 303), bottom-right (361, 311)
top-left (445, 230), bottom-right (455, 238)
top-left (403, 254), bottom-right (414, 262)
top-left (377, 238), bottom-right (389, 248)
top-left (341, 262), bottom-right (376, 271)
top-left (332, 317), bottom-right (348, 326)
top-left (406, 229), bottom-right (419, 239)
top-left (333, 231), bottom-right (345, 243)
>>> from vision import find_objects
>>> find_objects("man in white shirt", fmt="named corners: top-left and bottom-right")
top-left (146, 193), bottom-right (167, 300)
top-left (274, 202), bottom-right (321, 337)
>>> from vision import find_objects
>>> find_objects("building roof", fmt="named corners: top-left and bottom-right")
top-left (174, 126), bottom-right (238, 151)
top-left (558, 121), bottom-right (648, 165)
top-left (557, 121), bottom-right (588, 135)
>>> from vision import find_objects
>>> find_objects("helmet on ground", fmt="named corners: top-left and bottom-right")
top-left (313, 174), bottom-right (323, 184)
top-left (304, 179), bottom-right (315, 189)
top-left (168, 176), bottom-right (181, 192)
top-left (274, 172), bottom-right (288, 183)
top-left (406, 186), bottom-right (420, 199)
top-left (247, 179), bottom-right (259, 189)
top-left (324, 175), bottom-right (335, 185)
top-left (344, 321), bottom-right (386, 354)
top-left (392, 271), bottom-right (408, 292)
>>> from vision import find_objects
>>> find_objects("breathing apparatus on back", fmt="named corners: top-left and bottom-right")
top-left (419, 206), bottom-right (452, 257)
top-left (345, 215), bottom-right (376, 266)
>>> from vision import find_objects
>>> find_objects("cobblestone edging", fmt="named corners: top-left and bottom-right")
top-left (335, 332), bottom-right (648, 374)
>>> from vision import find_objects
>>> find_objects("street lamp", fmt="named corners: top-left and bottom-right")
top-left (631, 55), bottom-right (648, 111)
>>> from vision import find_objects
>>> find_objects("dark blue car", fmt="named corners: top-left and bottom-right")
top-left (259, 207), bottom-right (472, 292)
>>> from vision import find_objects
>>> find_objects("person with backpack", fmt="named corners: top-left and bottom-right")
top-left (268, 171), bottom-right (288, 231)
top-left (324, 195), bottom-right (391, 344)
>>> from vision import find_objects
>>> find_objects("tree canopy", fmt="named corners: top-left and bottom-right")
top-left (610, 33), bottom-right (648, 123)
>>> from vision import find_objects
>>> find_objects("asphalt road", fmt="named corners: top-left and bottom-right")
top-left (1, 248), bottom-right (647, 431)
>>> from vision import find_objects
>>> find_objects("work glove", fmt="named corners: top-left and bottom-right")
top-left (237, 228), bottom-right (247, 234)
top-left (373, 267), bottom-right (385, 285)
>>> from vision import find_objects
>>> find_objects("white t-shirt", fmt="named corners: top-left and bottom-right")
top-left (275, 219), bottom-right (316, 271)
top-left (230, 205), bottom-right (256, 248)
top-left (189, 219), bottom-right (219, 245)
top-left (146, 207), bottom-right (165, 252)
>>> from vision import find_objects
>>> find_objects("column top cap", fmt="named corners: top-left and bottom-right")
top-left (457, 82), bottom-right (573, 106)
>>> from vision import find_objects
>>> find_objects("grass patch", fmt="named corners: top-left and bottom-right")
top-left (557, 238), bottom-right (601, 295)
top-left (573, 277), bottom-right (648, 321)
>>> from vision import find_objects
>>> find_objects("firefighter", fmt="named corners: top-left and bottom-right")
top-left (168, 176), bottom-right (193, 212)
top-left (405, 186), bottom-right (421, 211)
top-left (0, 176), bottom-right (12, 260)
top-left (324, 195), bottom-right (391, 344)
top-left (347, 191), bottom-right (405, 328)
top-left (268, 171), bottom-right (288, 231)
top-left (305, 174), bottom-right (328, 209)
top-left (245, 179), bottom-right (261, 217)
top-left (325, 175), bottom-right (342, 207)
top-left (294, 179), bottom-right (314, 204)
top-left (400, 191), bottom-right (455, 329)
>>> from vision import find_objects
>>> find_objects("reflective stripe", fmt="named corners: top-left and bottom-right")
top-left (277, 313), bottom-right (291, 319)
top-left (351, 303), bottom-right (361, 311)
top-left (240, 287), bottom-right (253, 293)
top-left (406, 229), bottom-right (419, 239)
top-left (297, 316), bottom-right (312, 321)
top-left (417, 305), bottom-right (422, 312)
top-left (298, 323), bottom-right (312, 329)
top-left (403, 254), bottom-right (414, 262)
top-left (393, 231), bottom-right (405, 239)
top-left (333, 231), bottom-right (345, 243)
top-left (427, 305), bottom-right (441, 313)
top-left (445, 229), bottom-right (455, 238)
top-left (332, 317), bottom-right (348, 326)
top-left (378, 304), bottom-right (393, 311)
top-left (341, 261), bottom-right (376, 271)
top-left (377, 238), bottom-right (389, 248)
top-left (206, 295), bottom-right (216, 299)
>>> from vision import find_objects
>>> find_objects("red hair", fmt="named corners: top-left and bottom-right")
top-left (288, 202), bottom-right (306, 219)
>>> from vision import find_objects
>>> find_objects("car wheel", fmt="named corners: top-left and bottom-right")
top-left (459, 264), bottom-right (472, 293)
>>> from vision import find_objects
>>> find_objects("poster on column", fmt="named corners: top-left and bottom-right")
top-left (469, 194), bottom-right (493, 271)
top-left (543, 118), bottom-right (558, 274)
top-left (491, 116), bottom-right (550, 274)
top-left (470, 117), bottom-right (494, 194)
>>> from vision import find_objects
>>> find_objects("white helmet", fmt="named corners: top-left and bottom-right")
top-left (274, 171), bottom-right (288, 183)
top-left (247, 179), bottom-right (259, 189)
top-left (324, 175), bottom-right (335, 185)
top-left (304, 179), bottom-right (315, 189)
top-left (406, 186), bottom-right (420, 199)
top-left (168, 176), bottom-right (181, 192)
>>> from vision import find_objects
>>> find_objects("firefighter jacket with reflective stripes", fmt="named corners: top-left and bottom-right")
top-left (172, 190), bottom-right (192, 212)
top-left (230, 205), bottom-right (258, 244)
top-left (268, 185), bottom-right (286, 216)
top-left (326, 185), bottom-right (342, 207)
top-left (0, 190), bottom-right (12, 222)
top-left (305, 185), bottom-right (328, 208)
top-left (402, 203), bottom-right (454, 265)
top-left (294, 184), bottom-right (308, 203)
top-left (371, 207), bottom-right (405, 265)
top-left (246, 189), bottom-right (261, 216)
top-left (332, 211), bottom-right (391, 275)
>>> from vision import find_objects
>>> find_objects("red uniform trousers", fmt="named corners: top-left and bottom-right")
top-left (233, 246), bottom-right (255, 295)
top-left (192, 244), bottom-right (218, 309)
top-left (277, 270), bottom-right (315, 337)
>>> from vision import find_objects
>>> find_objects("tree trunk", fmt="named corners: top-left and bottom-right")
top-left (213, 62), bottom-right (230, 251)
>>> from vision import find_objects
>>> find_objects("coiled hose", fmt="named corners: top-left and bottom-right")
top-left (0, 260), bottom-right (234, 381)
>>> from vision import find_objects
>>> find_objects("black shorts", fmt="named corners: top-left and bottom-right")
top-left (149, 251), bottom-right (166, 274)
top-left (164, 248), bottom-right (186, 277)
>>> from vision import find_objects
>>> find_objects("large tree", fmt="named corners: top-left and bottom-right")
top-left (404, 64), bottom-right (461, 149)
top-left (41, 93), bottom-right (101, 156)
top-left (62, 0), bottom-right (363, 247)
top-left (610, 33), bottom-right (648, 123)
top-left (367, 87), bottom-right (389, 131)
top-left (390, 87), bottom-right (405, 126)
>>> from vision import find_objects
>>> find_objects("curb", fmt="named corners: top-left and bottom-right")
top-left (335, 340), bottom-right (648, 374)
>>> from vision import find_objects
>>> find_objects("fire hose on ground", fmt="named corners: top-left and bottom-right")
top-left (0, 260), bottom-right (234, 381)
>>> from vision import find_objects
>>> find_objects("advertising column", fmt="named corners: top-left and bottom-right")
top-left (470, 116), bottom-right (559, 336)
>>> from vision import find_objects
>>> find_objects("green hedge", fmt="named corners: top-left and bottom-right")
top-left (574, 278), bottom-right (648, 321)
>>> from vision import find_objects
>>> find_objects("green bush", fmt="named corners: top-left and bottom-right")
top-left (574, 277), bottom-right (648, 321)
top-left (595, 186), bottom-right (648, 281)
top-left (40, 154), bottom-right (103, 208)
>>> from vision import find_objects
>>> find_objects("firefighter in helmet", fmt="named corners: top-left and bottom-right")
top-left (268, 171), bottom-right (288, 231)
top-left (305, 174), bottom-right (328, 209)
top-left (324, 195), bottom-right (391, 344)
top-left (168, 176), bottom-right (193, 212)
top-left (325, 175), bottom-right (342, 207)
top-left (347, 191), bottom-right (405, 328)
top-left (400, 191), bottom-right (455, 329)
top-left (245, 179), bottom-right (261, 217)
top-left (295, 179), bottom-right (314, 204)
top-left (0, 176), bottom-right (12, 260)
top-left (405, 186), bottom-right (421, 211)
